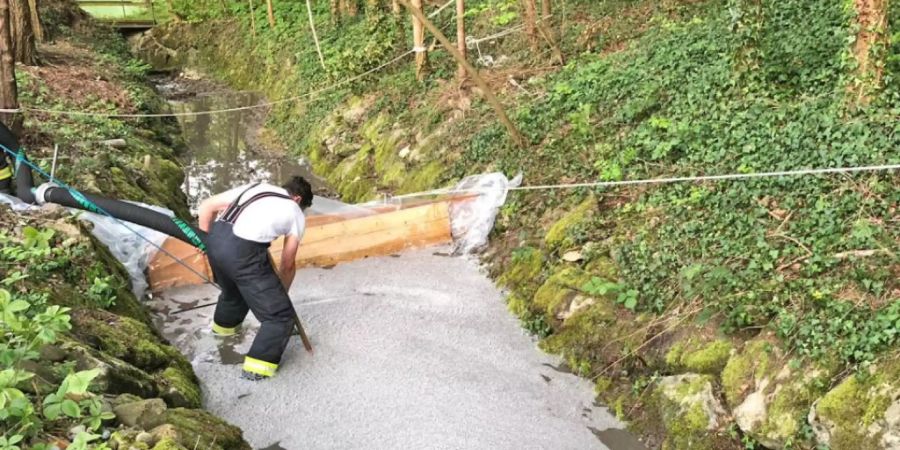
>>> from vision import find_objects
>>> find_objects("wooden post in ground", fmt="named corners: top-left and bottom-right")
top-left (411, 0), bottom-right (427, 81)
top-left (265, 0), bottom-right (275, 27)
top-left (522, 0), bottom-right (538, 50)
top-left (248, 0), bottom-right (257, 36)
top-left (397, 0), bottom-right (527, 148)
top-left (541, 0), bottom-right (551, 18)
top-left (456, 0), bottom-right (466, 81)
top-left (0, 0), bottom-right (19, 131)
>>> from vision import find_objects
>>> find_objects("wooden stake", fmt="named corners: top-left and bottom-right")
top-left (305, 0), bottom-right (326, 70)
top-left (248, 0), bottom-right (257, 36)
top-left (522, 0), bottom-right (538, 50)
top-left (265, 0), bottom-right (275, 27)
top-left (456, 0), bottom-right (466, 81)
top-left (411, 0), bottom-right (427, 81)
top-left (397, 0), bottom-right (527, 148)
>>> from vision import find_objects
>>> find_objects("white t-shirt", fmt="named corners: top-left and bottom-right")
top-left (218, 183), bottom-right (306, 244)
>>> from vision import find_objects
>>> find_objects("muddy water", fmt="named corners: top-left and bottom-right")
top-left (153, 75), bottom-right (322, 212)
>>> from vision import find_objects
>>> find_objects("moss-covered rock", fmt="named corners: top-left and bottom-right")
top-left (540, 300), bottom-right (637, 377)
top-left (532, 267), bottom-right (593, 320)
top-left (63, 340), bottom-right (160, 399)
top-left (809, 360), bottom-right (900, 450)
top-left (497, 246), bottom-right (544, 293)
top-left (665, 337), bottom-right (733, 376)
top-left (653, 374), bottom-right (728, 450)
top-left (158, 366), bottom-right (201, 409)
top-left (152, 438), bottom-right (188, 450)
top-left (544, 196), bottom-right (595, 250)
top-left (70, 309), bottom-right (185, 372)
top-left (721, 338), bottom-right (779, 408)
top-left (165, 408), bottom-right (252, 450)
top-left (719, 334), bottom-right (838, 449)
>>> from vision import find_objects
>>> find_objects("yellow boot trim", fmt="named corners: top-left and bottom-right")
top-left (0, 166), bottom-right (11, 180)
top-left (243, 357), bottom-right (277, 377)
top-left (212, 322), bottom-right (240, 336)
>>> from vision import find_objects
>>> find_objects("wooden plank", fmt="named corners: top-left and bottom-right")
top-left (270, 201), bottom-right (450, 269)
top-left (147, 201), bottom-right (452, 292)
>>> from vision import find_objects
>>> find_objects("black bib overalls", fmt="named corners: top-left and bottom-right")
top-left (207, 184), bottom-right (297, 378)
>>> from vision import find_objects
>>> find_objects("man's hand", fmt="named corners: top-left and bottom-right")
top-left (197, 193), bottom-right (233, 232)
top-left (279, 235), bottom-right (300, 291)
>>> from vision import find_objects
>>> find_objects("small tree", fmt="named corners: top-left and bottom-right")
top-left (0, 0), bottom-right (19, 134)
top-left (456, 0), bottom-right (466, 80)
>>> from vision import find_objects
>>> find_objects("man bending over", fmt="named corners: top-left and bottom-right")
top-left (198, 176), bottom-right (313, 380)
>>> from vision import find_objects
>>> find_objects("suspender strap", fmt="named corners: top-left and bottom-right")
top-left (220, 182), bottom-right (261, 223)
top-left (223, 192), bottom-right (293, 224)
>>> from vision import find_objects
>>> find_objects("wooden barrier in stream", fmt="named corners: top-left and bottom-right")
top-left (147, 199), bottom-right (457, 292)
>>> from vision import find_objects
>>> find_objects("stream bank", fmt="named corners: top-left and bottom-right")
top-left (0, 1), bottom-right (251, 448)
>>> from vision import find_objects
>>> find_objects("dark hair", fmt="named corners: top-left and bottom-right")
top-left (283, 176), bottom-right (313, 209)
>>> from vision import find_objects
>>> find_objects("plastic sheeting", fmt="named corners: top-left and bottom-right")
top-left (447, 172), bottom-right (521, 254)
top-left (79, 203), bottom-right (173, 299)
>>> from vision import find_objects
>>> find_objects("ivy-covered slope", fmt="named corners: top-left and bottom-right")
top-left (153, 0), bottom-right (897, 448)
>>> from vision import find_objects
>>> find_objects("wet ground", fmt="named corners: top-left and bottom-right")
top-left (153, 73), bottom-right (323, 213)
top-left (149, 249), bottom-right (646, 450)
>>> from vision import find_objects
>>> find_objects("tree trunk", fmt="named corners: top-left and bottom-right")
top-left (0, 0), bottom-right (19, 132)
top-left (850, 0), bottom-right (889, 106)
top-left (248, 0), bottom-right (257, 36)
top-left (26, 0), bottom-right (39, 43)
top-left (521, 0), bottom-right (538, 51)
top-left (541, 0), bottom-right (550, 17)
top-left (265, 0), bottom-right (275, 27)
top-left (411, 0), bottom-right (427, 81)
top-left (456, 0), bottom-right (466, 80)
top-left (397, 0), bottom-right (527, 148)
top-left (330, 0), bottom-right (340, 22)
top-left (9, 0), bottom-right (35, 65)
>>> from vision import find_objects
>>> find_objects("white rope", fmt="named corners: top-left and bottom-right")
top-left (427, 0), bottom-right (455, 18)
top-left (16, 50), bottom-right (414, 119)
top-left (306, 0), bottom-right (327, 71)
top-left (392, 163), bottom-right (900, 199)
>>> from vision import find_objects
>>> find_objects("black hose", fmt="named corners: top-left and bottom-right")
top-left (42, 186), bottom-right (209, 250)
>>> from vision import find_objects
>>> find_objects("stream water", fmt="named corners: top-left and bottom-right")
top-left (152, 74), bottom-right (322, 213)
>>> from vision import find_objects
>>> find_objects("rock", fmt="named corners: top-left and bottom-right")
top-left (654, 374), bottom-right (728, 449)
top-left (809, 360), bottom-right (900, 450)
top-left (149, 424), bottom-right (179, 443)
top-left (533, 268), bottom-right (593, 321)
top-left (113, 398), bottom-right (168, 429)
top-left (722, 335), bottom-right (837, 449)
top-left (157, 367), bottom-right (201, 409)
top-left (544, 196), bottom-right (595, 249)
top-left (557, 295), bottom-right (595, 321)
top-left (64, 342), bottom-right (160, 399)
top-left (665, 337), bottom-right (733, 376)
top-left (164, 408), bottom-right (252, 450)
top-left (151, 438), bottom-right (187, 450)
top-left (100, 139), bottom-right (127, 149)
top-left (39, 344), bottom-right (68, 362)
top-left (561, 250), bottom-right (583, 262)
top-left (135, 432), bottom-right (154, 445)
top-left (68, 425), bottom-right (87, 440)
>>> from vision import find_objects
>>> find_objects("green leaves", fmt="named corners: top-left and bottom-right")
top-left (581, 278), bottom-right (640, 311)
